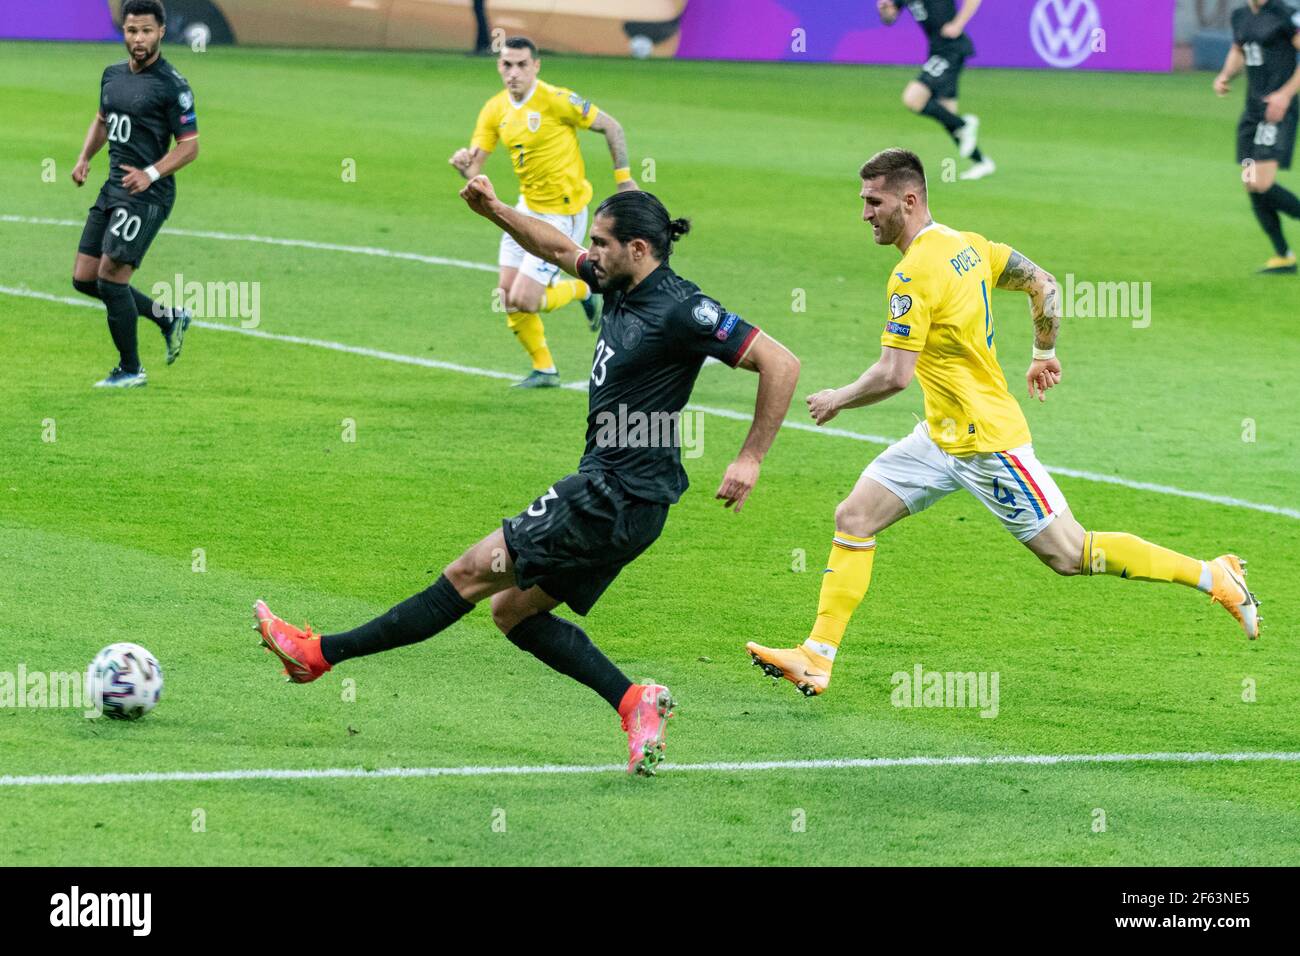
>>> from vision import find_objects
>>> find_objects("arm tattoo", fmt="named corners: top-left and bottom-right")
top-left (1033, 288), bottom-right (1060, 351)
top-left (996, 249), bottom-right (1060, 350)
top-left (995, 250), bottom-right (1039, 291)
top-left (592, 114), bottom-right (629, 168)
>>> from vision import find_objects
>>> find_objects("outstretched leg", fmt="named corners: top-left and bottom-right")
top-left (253, 528), bottom-right (511, 681)
top-left (1023, 511), bottom-right (1260, 638)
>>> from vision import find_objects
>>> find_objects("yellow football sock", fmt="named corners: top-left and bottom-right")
top-left (1080, 531), bottom-right (1206, 588)
top-left (506, 311), bottom-right (555, 372)
top-left (541, 279), bottom-right (589, 314)
top-left (805, 531), bottom-right (876, 664)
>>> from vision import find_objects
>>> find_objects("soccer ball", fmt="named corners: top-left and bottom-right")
top-left (85, 643), bottom-right (163, 720)
top-left (629, 34), bottom-right (653, 59)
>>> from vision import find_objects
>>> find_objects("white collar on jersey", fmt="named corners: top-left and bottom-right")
top-left (508, 82), bottom-right (538, 109)
top-left (901, 220), bottom-right (943, 253)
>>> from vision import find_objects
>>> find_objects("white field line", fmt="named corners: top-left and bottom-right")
top-left (2, 750), bottom-right (1298, 788)
top-left (0, 214), bottom-right (498, 272)
top-left (2, 220), bottom-right (1296, 521)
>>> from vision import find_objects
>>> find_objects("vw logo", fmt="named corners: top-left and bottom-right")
top-left (1030, 0), bottom-right (1102, 69)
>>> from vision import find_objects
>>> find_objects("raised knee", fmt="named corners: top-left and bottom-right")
top-left (444, 550), bottom-right (487, 594)
top-left (72, 276), bottom-right (99, 297)
top-left (834, 499), bottom-right (873, 538)
top-left (506, 288), bottom-right (540, 314)
top-left (489, 591), bottom-right (516, 634)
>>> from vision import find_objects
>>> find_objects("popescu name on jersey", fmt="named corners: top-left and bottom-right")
top-left (949, 243), bottom-right (983, 276)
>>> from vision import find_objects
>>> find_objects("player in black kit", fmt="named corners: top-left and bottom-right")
top-left (1216, 0), bottom-right (1300, 273)
top-left (251, 178), bottom-right (801, 776)
top-left (71, 0), bottom-right (200, 387)
top-left (877, 0), bottom-right (994, 180)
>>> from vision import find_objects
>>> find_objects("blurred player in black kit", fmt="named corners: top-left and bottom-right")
top-left (71, 0), bottom-right (200, 387)
top-left (877, 0), bottom-right (995, 180)
top-left (1216, 0), bottom-right (1300, 273)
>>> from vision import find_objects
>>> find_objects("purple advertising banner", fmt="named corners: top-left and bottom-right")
top-left (2, 0), bottom-right (117, 41)
top-left (676, 0), bottom-right (1175, 72)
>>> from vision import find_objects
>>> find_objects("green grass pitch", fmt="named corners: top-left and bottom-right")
top-left (1, 41), bottom-right (1297, 865)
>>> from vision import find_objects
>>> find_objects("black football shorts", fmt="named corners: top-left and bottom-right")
top-left (502, 470), bottom-right (668, 615)
top-left (1237, 104), bottom-right (1298, 171)
top-left (917, 38), bottom-right (973, 101)
top-left (78, 187), bottom-right (169, 267)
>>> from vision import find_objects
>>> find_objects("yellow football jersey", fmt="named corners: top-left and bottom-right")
top-left (880, 223), bottom-right (1031, 455)
top-left (470, 79), bottom-right (599, 215)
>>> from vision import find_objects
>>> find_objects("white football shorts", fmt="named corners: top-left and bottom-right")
top-left (498, 197), bottom-right (589, 287)
top-left (864, 421), bottom-right (1068, 542)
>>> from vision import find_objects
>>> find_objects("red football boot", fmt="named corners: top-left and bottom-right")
top-left (252, 600), bottom-right (331, 683)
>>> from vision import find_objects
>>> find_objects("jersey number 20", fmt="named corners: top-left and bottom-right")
top-left (106, 112), bottom-right (132, 143)
top-left (109, 208), bottom-right (142, 242)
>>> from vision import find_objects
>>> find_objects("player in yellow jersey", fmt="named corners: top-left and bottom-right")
top-left (449, 36), bottom-right (639, 388)
top-left (747, 148), bottom-right (1262, 697)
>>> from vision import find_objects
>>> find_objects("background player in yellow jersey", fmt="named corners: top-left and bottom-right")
top-left (747, 148), bottom-right (1262, 697)
top-left (449, 36), bottom-right (639, 388)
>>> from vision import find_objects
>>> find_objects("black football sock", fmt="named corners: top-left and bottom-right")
top-left (1249, 192), bottom-right (1290, 256)
top-left (320, 573), bottom-right (474, 665)
top-left (921, 98), bottom-right (964, 135)
top-left (131, 287), bottom-right (171, 331)
top-left (73, 277), bottom-right (102, 300)
top-left (505, 612), bottom-right (632, 712)
top-left (96, 278), bottom-right (141, 373)
top-left (948, 132), bottom-right (986, 164)
top-left (1264, 183), bottom-right (1300, 220)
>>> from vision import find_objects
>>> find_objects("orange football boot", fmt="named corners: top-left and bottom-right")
top-left (1208, 555), bottom-right (1261, 639)
top-left (746, 642), bottom-right (830, 697)
top-left (252, 600), bottom-right (332, 682)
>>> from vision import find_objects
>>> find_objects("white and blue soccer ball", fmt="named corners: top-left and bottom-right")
top-left (629, 34), bottom-right (653, 59)
top-left (85, 643), bottom-right (163, 720)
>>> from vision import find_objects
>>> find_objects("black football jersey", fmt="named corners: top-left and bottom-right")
top-left (903, 0), bottom-right (957, 43)
top-left (98, 55), bottom-right (198, 208)
top-left (574, 258), bottom-right (760, 505)
top-left (1232, 1), bottom-right (1300, 107)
